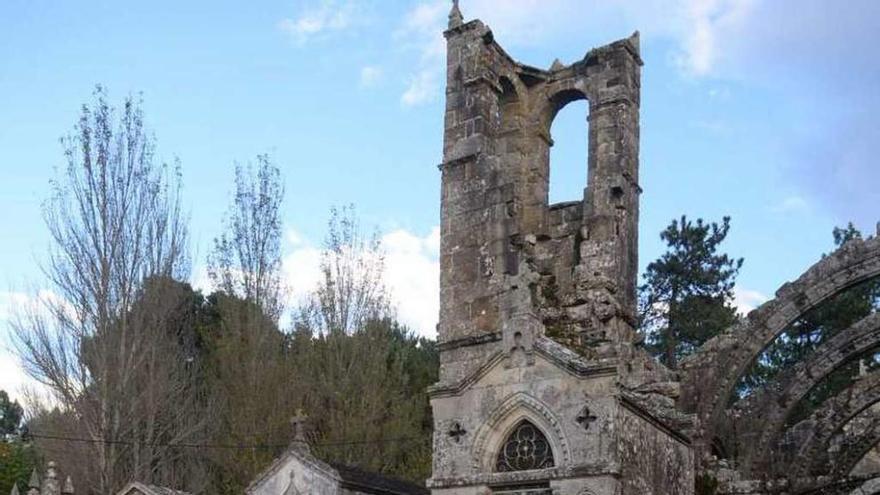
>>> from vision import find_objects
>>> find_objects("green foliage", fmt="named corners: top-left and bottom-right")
top-left (737, 223), bottom-right (880, 407)
top-left (198, 303), bottom-right (438, 493)
top-left (695, 472), bottom-right (719, 495)
top-left (20, 85), bottom-right (438, 491)
top-left (199, 292), bottom-right (292, 494)
top-left (0, 391), bottom-right (23, 438)
top-left (300, 318), bottom-right (438, 482)
top-left (639, 216), bottom-right (743, 368)
top-left (0, 441), bottom-right (39, 495)
top-left (0, 390), bottom-right (33, 495)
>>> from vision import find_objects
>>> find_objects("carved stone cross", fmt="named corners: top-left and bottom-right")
top-left (448, 422), bottom-right (467, 443)
top-left (576, 406), bottom-right (599, 430)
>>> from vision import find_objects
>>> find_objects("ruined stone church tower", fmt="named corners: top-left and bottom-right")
top-left (428, 3), bottom-right (695, 494)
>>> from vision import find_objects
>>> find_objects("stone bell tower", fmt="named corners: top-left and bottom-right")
top-left (429, 3), bottom-right (695, 494)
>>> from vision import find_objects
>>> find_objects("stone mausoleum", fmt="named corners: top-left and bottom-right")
top-left (422, 3), bottom-right (880, 494)
top-left (426, 2), bottom-right (693, 494)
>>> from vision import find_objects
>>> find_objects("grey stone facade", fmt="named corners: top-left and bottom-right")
top-left (430, 3), bottom-right (694, 494)
top-left (116, 482), bottom-right (192, 495)
top-left (430, 5), bottom-right (880, 493)
top-left (246, 419), bottom-right (428, 495)
top-left (245, 443), bottom-right (428, 495)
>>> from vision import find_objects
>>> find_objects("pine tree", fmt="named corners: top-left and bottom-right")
top-left (639, 216), bottom-right (743, 368)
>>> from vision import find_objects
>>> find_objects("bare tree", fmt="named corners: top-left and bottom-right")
top-left (11, 86), bottom-right (209, 494)
top-left (298, 205), bottom-right (392, 334)
top-left (203, 155), bottom-right (291, 493)
top-left (207, 155), bottom-right (285, 321)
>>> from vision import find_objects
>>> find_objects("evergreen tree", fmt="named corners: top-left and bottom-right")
top-left (0, 391), bottom-right (23, 438)
top-left (0, 441), bottom-right (39, 495)
top-left (639, 216), bottom-right (743, 368)
top-left (0, 390), bottom-right (38, 495)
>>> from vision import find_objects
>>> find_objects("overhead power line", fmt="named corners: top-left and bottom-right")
top-left (25, 432), bottom-right (427, 450)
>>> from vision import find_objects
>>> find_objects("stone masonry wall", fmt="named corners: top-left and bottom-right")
top-left (439, 13), bottom-right (643, 385)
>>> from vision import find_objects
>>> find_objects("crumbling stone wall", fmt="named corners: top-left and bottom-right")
top-left (617, 400), bottom-right (694, 495)
top-left (438, 7), bottom-right (643, 381)
top-left (431, 4), bottom-right (693, 495)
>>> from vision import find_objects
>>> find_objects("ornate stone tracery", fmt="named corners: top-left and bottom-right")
top-left (495, 420), bottom-right (555, 472)
top-left (470, 392), bottom-right (571, 472)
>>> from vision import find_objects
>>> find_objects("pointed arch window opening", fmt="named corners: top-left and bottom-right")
top-left (548, 99), bottom-right (589, 206)
top-left (495, 419), bottom-right (555, 472)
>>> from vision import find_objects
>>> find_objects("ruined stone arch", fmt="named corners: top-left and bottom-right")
top-left (471, 392), bottom-right (571, 472)
top-left (828, 413), bottom-right (880, 480)
top-left (786, 369), bottom-right (880, 479)
top-left (781, 407), bottom-right (880, 490)
top-left (679, 236), bottom-right (880, 456)
top-left (848, 477), bottom-right (880, 495)
top-left (735, 312), bottom-right (880, 471)
top-left (540, 87), bottom-right (590, 133)
top-left (492, 73), bottom-right (531, 143)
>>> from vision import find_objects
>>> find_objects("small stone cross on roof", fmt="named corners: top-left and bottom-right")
top-left (291, 409), bottom-right (311, 447)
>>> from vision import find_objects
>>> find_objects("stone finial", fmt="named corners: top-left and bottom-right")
top-left (42, 461), bottom-right (61, 495)
top-left (628, 30), bottom-right (641, 55)
top-left (290, 410), bottom-right (311, 451)
top-left (448, 0), bottom-right (463, 28)
top-left (28, 468), bottom-right (40, 489)
top-left (10, 482), bottom-right (20, 495)
top-left (61, 477), bottom-right (74, 495)
top-left (27, 468), bottom-right (40, 495)
top-left (549, 58), bottom-right (565, 71)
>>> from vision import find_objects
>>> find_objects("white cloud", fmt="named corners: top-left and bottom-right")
top-left (401, 69), bottom-right (439, 107)
top-left (392, 0), bottom-right (761, 106)
top-left (191, 266), bottom-right (212, 294)
top-left (280, 226), bottom-right (440, 337)
top-left (286, 228), bottom-right (306, 247)
top-left (0, 348), bottom-right (35, 404)
top-left (398, 1), bottom-right (447, 38)
top-left (381, 227), bottom-right (440, 337)
top-left (278, 0), bottom-right (362, 44)
top-left (359, 66), bottom-right (384, 88)
top-left (772, 195), bottom-right (810, 215)
top-left (0, 291), bottom-right (48, 403)
top-left (0, 291), bottom-right (29, 323)
top-left (733, 287), bottom-right (768, 315)
top-left (282, 241), bottom-right (323, 304)
top-left (395, 1), bottom-right (447, 107)
top-left (673, 0), bottom-right (756, 76)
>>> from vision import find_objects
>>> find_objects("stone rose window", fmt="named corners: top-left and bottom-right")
top-left (495, 420), bottom-right (555, 471)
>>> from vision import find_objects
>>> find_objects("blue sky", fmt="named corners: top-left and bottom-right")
top-left (1, 0), bottom-right (878, 397)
